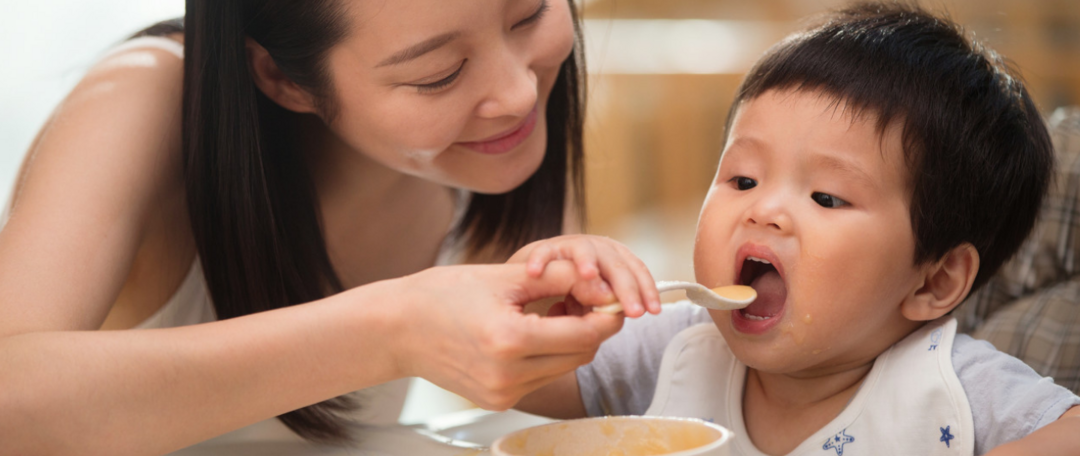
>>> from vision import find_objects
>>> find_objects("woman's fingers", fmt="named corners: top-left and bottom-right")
top-left (515, 235), bottom-right (661, 318)
top-left (509, 260), bottom-right (584, 303)
top-left (585, 242), bottom-right (643, 316)
top-left (525, 238), bottom-right (600, 279)
top-left (515, 309), bottom-right (622, 357)
top-left (620, 244), bottom-right (661, 314)
top-left (568, 241), bottom-right (601, 280)
top-left (525, 243), bottom-right (556, 277)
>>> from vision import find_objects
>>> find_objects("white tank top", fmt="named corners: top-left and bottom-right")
top-left (646, 317), bottom-right (975, 456)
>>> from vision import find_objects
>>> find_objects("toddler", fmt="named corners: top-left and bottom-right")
top-left (516, 3), bottom-right (1080, 455)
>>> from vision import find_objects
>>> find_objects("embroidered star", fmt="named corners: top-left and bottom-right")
top-left (940, 425), bottom-right (955, 448)
top-left (822, 429), bottom-right (855, 456)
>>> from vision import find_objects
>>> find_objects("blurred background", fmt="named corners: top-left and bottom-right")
top-left (2, 0), bottom-right (1077, 424)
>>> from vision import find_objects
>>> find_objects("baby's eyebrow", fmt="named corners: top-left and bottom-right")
top-left (809, 153), bottom-right (877, 188)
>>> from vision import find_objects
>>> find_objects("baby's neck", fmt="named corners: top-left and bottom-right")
top-left (742, 361), bottom-right (873, 455)
top-left (750, 358), bottom-right (874, 407)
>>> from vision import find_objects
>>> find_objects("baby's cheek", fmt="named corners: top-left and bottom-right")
top-left (693, 221), bottom-right (734, 285)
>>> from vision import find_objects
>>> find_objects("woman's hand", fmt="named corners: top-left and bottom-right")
top-left (509, 235), bottom-right (661, 317)
top-left (388, 261), bottom-right (623, 411)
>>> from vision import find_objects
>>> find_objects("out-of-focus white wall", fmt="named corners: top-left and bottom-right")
top-left (0, 1), bottom-right (185, 206)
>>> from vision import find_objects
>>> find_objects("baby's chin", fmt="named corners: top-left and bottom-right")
top-left (713, 316), bottom-right (832, 373)
top-left (734, 351), bottom-right (831, 377)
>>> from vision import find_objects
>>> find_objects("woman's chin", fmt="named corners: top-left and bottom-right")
top-left (462, 148), bottom-right (547, 194)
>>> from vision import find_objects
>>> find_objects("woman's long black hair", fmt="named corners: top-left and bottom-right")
top-left (135, 0), bottom-right (586, 443)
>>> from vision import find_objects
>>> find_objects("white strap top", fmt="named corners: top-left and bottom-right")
top-left (102, 35), bottom-right (185, 60)
top-left (148, 186), bottom-right (468, 446)
top-left (646, 316), bottom-right (975, 456)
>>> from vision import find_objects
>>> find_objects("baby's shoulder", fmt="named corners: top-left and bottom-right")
top-left (950, 333), bottom-right (1037, 380)
top-left (951, 334), bottom-right (1080, 453)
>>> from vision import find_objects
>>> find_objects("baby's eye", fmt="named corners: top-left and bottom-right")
top-left (731, 177), bottom-right (757, 191)
top-left (811, 192), bottom-right (848, 208)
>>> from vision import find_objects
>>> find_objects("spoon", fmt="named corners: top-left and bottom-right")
top-left (594, 281), bottom-right (756, 314)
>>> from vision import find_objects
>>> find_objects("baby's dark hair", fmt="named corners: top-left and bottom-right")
top-left (728, 2), bottom-right (1054, 291)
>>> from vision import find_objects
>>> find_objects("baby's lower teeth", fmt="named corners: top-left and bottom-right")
top-left (745, 313), bottom-right (769, 321)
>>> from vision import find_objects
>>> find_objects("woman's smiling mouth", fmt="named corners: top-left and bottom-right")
top-left (457, 105), bottom-right (539, 155)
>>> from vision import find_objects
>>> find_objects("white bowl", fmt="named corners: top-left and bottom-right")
top-left (491, 416), bottom-right (732, 456)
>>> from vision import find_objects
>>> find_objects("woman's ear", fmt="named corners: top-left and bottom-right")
top-left (246, 38), bottom-right (318, 114)
top-left (901, 243), bottom-right (980, 322)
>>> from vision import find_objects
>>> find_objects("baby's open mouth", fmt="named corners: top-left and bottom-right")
top-left (737, 256), bottom-right (787, 320)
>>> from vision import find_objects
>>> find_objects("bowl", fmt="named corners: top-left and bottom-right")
top-left (491, 416), bottom-right (732, 456)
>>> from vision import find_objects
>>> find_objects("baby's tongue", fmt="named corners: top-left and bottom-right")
top-left (743, 270), bottom-right (786, 318)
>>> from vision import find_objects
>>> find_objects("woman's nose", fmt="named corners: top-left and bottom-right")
top-left (475, 50), bottom-right (539, 119)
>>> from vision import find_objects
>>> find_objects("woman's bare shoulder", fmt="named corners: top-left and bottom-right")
top-left (17, 36), bottom-right (186, 200)
top-left (0, 37), bottom-right (189, 335)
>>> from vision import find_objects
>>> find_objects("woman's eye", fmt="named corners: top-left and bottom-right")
top-left (512, 0), bottom-right (550, 30)
top-left (811, 192), bottom-right (849, 208)
top-left (413, 60), bottom-right (467, 94)
top-left (731, 176), bottom-right (757, 191)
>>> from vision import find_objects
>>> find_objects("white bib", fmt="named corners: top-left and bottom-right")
top-left (645, 317), bottom-right (974, 456)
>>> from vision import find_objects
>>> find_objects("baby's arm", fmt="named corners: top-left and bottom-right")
top-left (985, 406), bottom-right (1080, 455)
top-left (508, 235), bottom-right (661, 318)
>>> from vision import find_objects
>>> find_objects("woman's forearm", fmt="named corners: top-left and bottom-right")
top-left (0, 279), bottom-right (405, 456)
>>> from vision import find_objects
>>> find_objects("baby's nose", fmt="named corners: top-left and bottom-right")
top-left (745, 195), bottom-right (791, 232)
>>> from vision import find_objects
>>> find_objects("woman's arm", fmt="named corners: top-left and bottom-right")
top-left (0, 47), bottom-right (622, 454)
top-left (0, 282), bottom-right (403, 455)
top-left (0, 262), bottom-right (618, 455)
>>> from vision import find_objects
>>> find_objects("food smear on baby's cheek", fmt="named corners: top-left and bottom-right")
top-left (778, 313), bottom-right (814, 346)
top-left (780, 320), bottom-right (806, 345)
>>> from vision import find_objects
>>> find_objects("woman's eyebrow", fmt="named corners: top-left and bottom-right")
top-left (376, 32), bottom-right (461, 68)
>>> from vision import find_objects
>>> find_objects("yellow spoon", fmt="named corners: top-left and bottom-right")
top-left (594, 281), bottom-right (756, 314)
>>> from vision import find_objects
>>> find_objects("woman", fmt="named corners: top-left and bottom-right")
top-left (0, 0), bottom-right (659, 453)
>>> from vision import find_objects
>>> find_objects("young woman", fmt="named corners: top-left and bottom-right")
top-left (0, 0), bottom-right (659, 453)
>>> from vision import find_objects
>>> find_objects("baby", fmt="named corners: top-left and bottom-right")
top-left (513, 3), bottom-right (1080, 455)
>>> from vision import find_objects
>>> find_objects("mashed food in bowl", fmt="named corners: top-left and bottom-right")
top-left (495, 416), bottom-right (723, 456)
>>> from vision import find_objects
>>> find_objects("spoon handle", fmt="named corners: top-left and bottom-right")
top-left (591, 281), bottom-right (755, 314)
top-left (591, 281), bottom-right (699, 315)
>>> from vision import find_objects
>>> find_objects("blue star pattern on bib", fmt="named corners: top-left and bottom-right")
top-left (823, 429), bottom-right (855, 455)
top-left (940, 425), bottom-right (955, 448)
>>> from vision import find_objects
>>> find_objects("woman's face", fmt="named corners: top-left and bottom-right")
top-left (322, 0), bottom-right (575, 193)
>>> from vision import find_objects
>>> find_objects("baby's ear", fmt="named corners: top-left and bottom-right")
top-left (901, 243), bottom-right (979, 322)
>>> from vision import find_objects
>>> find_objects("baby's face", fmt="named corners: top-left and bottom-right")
top-left (695, 89), bottom-right (926, 374)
